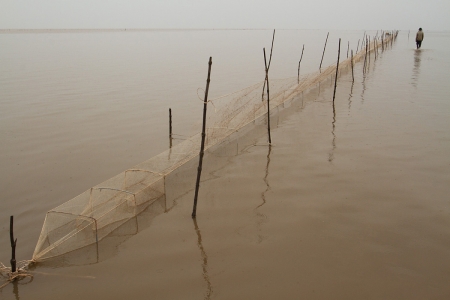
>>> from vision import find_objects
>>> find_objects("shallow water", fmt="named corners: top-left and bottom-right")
top-left (1, 30), bottom-right (450, 299)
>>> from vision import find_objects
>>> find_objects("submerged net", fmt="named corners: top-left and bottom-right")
top-left (30, 32), bottom-right (397, 263)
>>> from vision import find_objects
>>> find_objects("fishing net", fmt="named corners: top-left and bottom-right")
top-left (30, 32), bottom-right (397, 263)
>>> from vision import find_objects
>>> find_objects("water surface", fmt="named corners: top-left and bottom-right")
top-left (1, 30), bottom-right (449, 299)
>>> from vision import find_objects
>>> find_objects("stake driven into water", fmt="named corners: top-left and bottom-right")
top-left (169, 108), bottom-right (172, 148)
top-left (10, 216), bottom-right (17, 273)
top-left (363, 37), bottom-right (368, 73)
top-left (261, 29), bottom-right (275, 144)
top-left (319, 32), bottom-right (329, 71)
top-left (192, 57), bottom-right (212, 219)
top-left (263, 48), bottom-right (272, 144)
top-left (297, 44), bottom-right (304, 84)
top-left (169, 108), bottom-right (172, 137)
top-left (351, 50), bottom-right (354, 83)
top-left (347, 41), bottom-right (350, 58)
top-left (262, 30), bottom-right (275, 101)
top-left (332, 38), bottom-right (341, 108)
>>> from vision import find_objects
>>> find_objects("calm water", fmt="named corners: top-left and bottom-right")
top-left (1, 30), bottom-right (450, 299)
top-left (0, 29), bottom-right (368, 255)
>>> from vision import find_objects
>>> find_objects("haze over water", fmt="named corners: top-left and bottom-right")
top-left (1, 30), bottom-right (450, 299)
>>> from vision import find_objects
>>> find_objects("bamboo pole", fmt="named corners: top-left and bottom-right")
top-left (377, 36), bottom-right (380, 55)
top-left (262, 30), bottom-right (275, 100)
top-left (363, 37), bottom-right (368, 73)
top-left (351, 50), bottom-right (354, 83)
top-left (263, 48), bottom-right (272, 144)
top-left (261, 30), bottom-right (275, 144)
top-left (374, 38), bottom-right (378, 60)
top-left (297, 44), bottom-right (304, 84)
top-left (192, 57), bottom-right (212, 219)
top-left (10, 216), bottom-right (17, 273)
top-left (347, 41), bottom-right (349, 58)
top-left (332, 39), bottom-right (341, 107)
top-left (319, 32), bottom-right (329, 72)
top-left (169, 108), bottom-right (173, 148)
top-left (361, 31), bottom-right (366, 50)
top-left (169, 108), bottom-right (172, 137)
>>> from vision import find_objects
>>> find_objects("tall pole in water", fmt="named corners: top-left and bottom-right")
top-left (319, 32), bottom-right (329, 72)
top-left (262, 29), bottom-right (275, 144)
top-left (169, 108), bottom-right (172, 148)
top-left (192, 57), bottom-right (212, 219)
top-left (263, 48), bottom-right (272, 144)
top-left (332, 39), bottom-right (341, 107)
top-left (10, 216), bottom-right (17, 273)
top-left (298, 44), bottom-right (304, 84)
top-left (262, 30), bottom-right (275, 101)
top-left (347, 41), bottom-right (349, 58)
top-left (351, 50), bottom-right (354, 83)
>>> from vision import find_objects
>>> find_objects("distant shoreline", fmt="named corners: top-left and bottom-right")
top-left (0, 28), bottom-right (275, 34)
top-left (0, 28), bottom-right (408, 34)
top-left (1, 28), bottom-right (448, 34)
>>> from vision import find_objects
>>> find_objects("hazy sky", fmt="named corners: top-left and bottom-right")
top-left (1, 0), bottom-right (449, 30)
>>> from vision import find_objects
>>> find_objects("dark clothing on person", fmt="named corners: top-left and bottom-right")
top-left (416, 40), bottom-right (422, 49)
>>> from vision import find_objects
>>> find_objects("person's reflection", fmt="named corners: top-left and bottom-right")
top-left (412, 49), bottom-right (422, 87)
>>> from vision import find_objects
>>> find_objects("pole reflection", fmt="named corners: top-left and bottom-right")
top-left (13, 280), bottom-right (20, 300)
top-left (193, 218), bottom-right (212, 300)
top-left (256, 144), bottom-right (271, 243)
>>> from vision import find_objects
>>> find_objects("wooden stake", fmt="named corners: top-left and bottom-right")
top-left (169, 108), bottom-right (173, 148)
top-left (319, 32), bottom-right (329, 72)
top-left (374, 38), bottom-right (378, 60)
top-left (356, 39), bottom-right (360, 53)
top-left (260, 29), bottom-right (275, 143)
top-left (297, 44), bottom-right (304, 84)
top-left (363, 37), bottom-right (368, 73)
top-left (351, 50), bottom-right (354, 83)
top-left (347, 41), bottom-right (349, 58)
top-left (262, 30), bottom-right (275, 100)
top-left (10, 216), bottom-right (17, 273)
top-left (332, 39), bottom-right (341, 106)
top-left (263, 48), bottom-right (272, 144)
top-left (361, 31), bottom-right (366, 51)
top-left (192, 57), bottom-right (212, 219)
top-left (169, 108), bottom-right (172, 137)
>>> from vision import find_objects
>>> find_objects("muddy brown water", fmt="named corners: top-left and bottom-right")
top-left (1, 30), bottom-right (450, 299)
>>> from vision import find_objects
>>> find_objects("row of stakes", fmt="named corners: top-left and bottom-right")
top-left (180, 29), bottom-right (398, 218)
top-left (3, 29), bottom-right (398, 288)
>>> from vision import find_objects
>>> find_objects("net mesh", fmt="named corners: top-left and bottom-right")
top-left (31, 32), bottom-right (397, 262)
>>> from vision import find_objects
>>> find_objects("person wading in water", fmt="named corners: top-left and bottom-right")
top-left (416, 28), bottom-right (424, 49)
